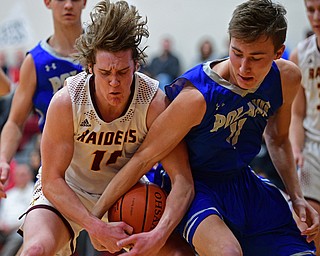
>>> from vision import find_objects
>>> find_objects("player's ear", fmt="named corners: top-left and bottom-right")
top-left (275, 44), bottom-right (285, 60)
top-left (88, 64), bottom-right (93, 74)
top-left (135, 62), bottom-right (139, 72)
top-left (82, 0), bottom-right (87, 9)
top-left (44, 0), bottom-right (51, 9)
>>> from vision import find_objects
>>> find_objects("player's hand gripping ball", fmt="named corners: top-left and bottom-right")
top-left (108, 181), bottom-right (167, 233)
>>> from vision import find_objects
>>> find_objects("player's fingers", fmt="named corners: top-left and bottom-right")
top-left (306, 233), bottom-right (317, 243)
top-left (0, 169), bottom-right (7, 183)
top-left (302, 224), bottom-right (318, 235)
top-left (0, 164), bottom-right (10, 186)
top-left (0, 183), bottom-right (7, 198)
top-left (117, 236), bottom-right (134, 249)
top-left (91, 241), bottom-right (106, 251)
top-left (297, 207), bottom-right (307, 223)
top-left (123, 224), bottom-right (133, 235)
top-left (301, 217), bottom-right (319, 242)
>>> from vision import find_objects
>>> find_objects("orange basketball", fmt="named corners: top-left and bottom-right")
top-left (108, 181), bottom-right (167, 234)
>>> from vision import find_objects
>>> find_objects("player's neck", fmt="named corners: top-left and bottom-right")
top-left (49, 25), bottom-right (83, 57)
top-left (212, 59), bottom-right (230, 82)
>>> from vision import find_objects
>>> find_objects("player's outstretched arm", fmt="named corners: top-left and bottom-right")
top-left (288, 49), bottom-right (306, 169)
top-left (265, 59), bottom-right (319, 242)
top-left (116, 140), bottom-right (195, 255)
top-left (0, 54), bottom-right (36, 198)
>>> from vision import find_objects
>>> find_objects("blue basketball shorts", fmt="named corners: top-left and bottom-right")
top-left (177, 168), bottom-right (316, 256)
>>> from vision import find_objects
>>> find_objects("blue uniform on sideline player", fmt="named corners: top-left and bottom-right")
top-left (94, 0), bottom-right (320, 255)
top-left (29, 40), bottom-right (83, 132)
top-left (0, 0), bottom-right (86, 197)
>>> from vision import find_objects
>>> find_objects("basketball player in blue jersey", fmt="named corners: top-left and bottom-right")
top-left (94, 0), bottom-right (320, 255)
top-left (0, 0), bottom-right (86, 198)
top-left (17, 1), bottom-right (194, 255)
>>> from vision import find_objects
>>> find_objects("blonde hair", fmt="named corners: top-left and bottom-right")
top-left (74, 0), bottom-right (149, 72)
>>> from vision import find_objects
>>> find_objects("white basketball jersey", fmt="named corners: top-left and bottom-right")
top-left (297, 34), bottom-right (320, 141)
top-left (65, 71), bottom-right (159, 195)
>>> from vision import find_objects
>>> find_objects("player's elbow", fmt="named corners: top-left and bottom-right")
top-left (41, 175), bottom-right (59, 202)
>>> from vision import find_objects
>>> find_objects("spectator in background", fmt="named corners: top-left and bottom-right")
top-left (0, 69), bottom-right (10, 97)
top-left (0, 69), bottom-right (15, 194)
top-left (28, 136), bottom-right (41, 182)
top-left (194, 37), bottom-right (216, 64)
top-left (305, 29), bottom-right (314, 38)
top-left (289, 0), bottom-right (320, 254)
top-left (0, 68), bottom-right (13, 135)
top-left (0, 52), bottom-right (9, 75)
top-left (9, 49), bottom-right (25, 84)
top-left (146, 37), bottom-right (181, 90)
top-left (0, 163), bottom-right (34, 256)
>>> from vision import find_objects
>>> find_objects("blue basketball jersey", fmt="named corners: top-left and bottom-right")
top-left (165, 60), bottom-right (283, 176)
top-left (30, 40), bottom-right (83, 132)
top-left (165, 60), bottom-right (316, 255)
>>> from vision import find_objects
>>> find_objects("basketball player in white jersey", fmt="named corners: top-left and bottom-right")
top-left (18, 1), bottom-right (194, 255)
top-left (289, 0), bottom-right (320, 254)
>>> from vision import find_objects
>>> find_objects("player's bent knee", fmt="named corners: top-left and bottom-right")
top-left (219, 247), bottom-right (243, 256)
top-left (195, 241), bottom-right (242, 256)
top-left (21, 243), bottom-right (46, 256)
top-left (196, 247), bottom-right (242, 256)
top-left (158, 233), bottom-right (195, 256)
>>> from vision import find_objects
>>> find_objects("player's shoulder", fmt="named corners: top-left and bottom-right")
top-left (135, 71), bottom-right (159, 102)
top-left (136, 72), bottom-right (159, 90)
top-left (275, 59), bottom-right (301, 100)
top-left (66, 71), bottom-right (88, 84)
top-left (275, 58), bottom-right (301, 83)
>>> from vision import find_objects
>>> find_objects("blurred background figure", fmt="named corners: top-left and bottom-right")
top-left (8, 49), bottom-right (25, 85)
top-left (305, 29), bottom-right (314, 39)
top-left (0, 52), bottom-right (9, 75)
top-left (0, 163), bottom-right (34, 256)
top-left (0, 69), bottom-right (13, 137)
top-left (146, 37), bottom-right (181, 90)
top-left (194, 37), bottom-right (216, 64)
top-left (0, 69), bottom-right (10, 97)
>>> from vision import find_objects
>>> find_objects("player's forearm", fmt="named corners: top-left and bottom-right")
top-left (0, 121), bottom-right (23, 163)
top-left (42, 177), bottom-right (98, 229)
top-left (92, 154), bottom-right (151, 218)
top-left (267, 137), bottom-right (304, 200)
top-left (155, 176), bottom-right (194, 240)
top-left (289, 116), bottom-right (305, 154)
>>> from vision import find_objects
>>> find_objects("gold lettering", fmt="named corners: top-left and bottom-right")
top-left (211, 114), bottom-right (226, 132)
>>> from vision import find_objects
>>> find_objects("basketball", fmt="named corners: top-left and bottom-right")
top-left (108, 181), bottom-right (167, 234)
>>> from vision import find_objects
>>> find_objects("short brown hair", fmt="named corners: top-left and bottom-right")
top-left (228, 0), bottom-right (287, 52)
